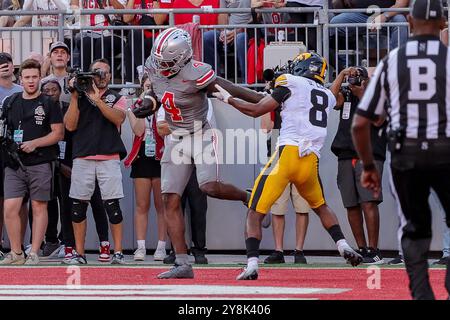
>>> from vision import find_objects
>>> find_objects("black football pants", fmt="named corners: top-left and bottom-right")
top-left (391, 161), bottom-right (450, 300)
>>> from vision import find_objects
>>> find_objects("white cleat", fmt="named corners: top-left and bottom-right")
top-left (236, 265), bottom-right (259, 280)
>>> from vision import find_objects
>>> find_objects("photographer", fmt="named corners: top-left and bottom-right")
top-left (64, 58), bottom-right (127, 265)
top-left (40, 80), bottom-right (110, 262)
top-left (330, 66), bottom-right (387, 265)
top-left (0, 51), bottom-right (23, 257)
top-left (0, 59), bottom-right (64, 265)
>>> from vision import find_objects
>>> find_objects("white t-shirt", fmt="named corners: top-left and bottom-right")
top-left (22, 0), bottom-right (69, 27)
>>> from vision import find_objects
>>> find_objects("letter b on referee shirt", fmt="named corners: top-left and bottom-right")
top-left (407, 59), bottom-right (436, 100)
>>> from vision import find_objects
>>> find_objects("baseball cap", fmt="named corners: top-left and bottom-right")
top-left (50, 41), bottom-right (70, 54)
top-left (0, 52), bottom-right (13, 63)
top-left (410, 0), bottom-right (444, 20)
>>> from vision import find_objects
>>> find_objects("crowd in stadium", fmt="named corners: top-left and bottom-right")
top-left (0, 0), bottom-right (449, 270)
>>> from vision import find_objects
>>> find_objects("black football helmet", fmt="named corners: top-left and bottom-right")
top-left (290, 52), bottom-right (328, 84)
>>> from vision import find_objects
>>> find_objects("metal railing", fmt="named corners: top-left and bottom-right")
top-left (0, 6), bottom-right (447, 88)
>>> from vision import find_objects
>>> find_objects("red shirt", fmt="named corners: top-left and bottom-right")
top-left (171, 0), bottom-right (220, 26)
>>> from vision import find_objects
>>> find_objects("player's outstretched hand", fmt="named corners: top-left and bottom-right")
top-left (213, 84), bottom-right (232, 104)
top-left (132, 89), bottom-right (160, 118)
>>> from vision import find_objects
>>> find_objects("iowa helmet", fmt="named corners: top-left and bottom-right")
top-left (290, 52), bottom-right (327, 84)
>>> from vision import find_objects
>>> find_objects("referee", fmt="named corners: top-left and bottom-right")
top-left (352, 0), bottom-right (450, 300)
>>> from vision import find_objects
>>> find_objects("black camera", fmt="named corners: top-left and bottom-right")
top-left (0, 104), bottom-right (27, 171)
top-left (347, 75), bottom-right (362, 86)
top-left (68, 69), bottom-right (107, 94)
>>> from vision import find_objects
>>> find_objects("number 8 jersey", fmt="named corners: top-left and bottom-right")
top-left (150, 60), bottom-right (216, 133)
top-left (273, 73), bottom-right (337, 157)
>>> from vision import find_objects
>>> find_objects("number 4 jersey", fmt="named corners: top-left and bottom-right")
top-left (150, 60), bottom-right (216, 133)
top-left (272, 74), bottom-right (337, 157)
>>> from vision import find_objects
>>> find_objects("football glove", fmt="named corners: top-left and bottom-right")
top-left (132, 89), bottom-right (160, 118)
top-left (212, 84), bottom-right (232, 104)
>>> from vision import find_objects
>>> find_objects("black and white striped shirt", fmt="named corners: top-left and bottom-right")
top-left (357, 35), bottom-right (450, 140)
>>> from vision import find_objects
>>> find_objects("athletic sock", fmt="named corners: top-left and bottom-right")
top-left (137, 240), bottom-right (146, 250)
top-left (157, 241), bottom-right (166, 251)
top-left (245, 237), bottom-right (261, 258)
top-left (247, 257), bottom-right (259, 270)
top-left (175, 254), bottom-right (189, 265)
top-left (327, 224), bottom-right (345, 243)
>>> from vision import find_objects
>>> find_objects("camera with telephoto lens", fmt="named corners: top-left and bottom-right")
top-left (68, 68), bottom-right (107, 94)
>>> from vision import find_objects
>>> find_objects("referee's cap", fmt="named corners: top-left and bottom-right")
top-left (410, 0), bottom-right (444, 20)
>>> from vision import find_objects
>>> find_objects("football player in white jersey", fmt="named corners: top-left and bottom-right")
top-left (214, 52), bottom-right (363, 280)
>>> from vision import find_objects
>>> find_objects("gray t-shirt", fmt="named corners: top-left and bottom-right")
top-left (220, 0), bottom-right (252, 25)
top-left (151, 60), bottom-right (216, 133)
top-left (0, 83), bottom-right (23, 108)
top-left (41, 74), bottom-right (71, 103)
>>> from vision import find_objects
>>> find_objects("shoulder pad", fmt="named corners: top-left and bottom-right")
top-left (274, 74), bottom-right (291, 88)
top-left (182, 60), bottom-right (215, 83)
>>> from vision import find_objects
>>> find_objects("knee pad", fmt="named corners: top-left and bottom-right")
top-left (71, 200), bottom-right (88, 223)
top-left (104, 199), bottom-right (123, 224)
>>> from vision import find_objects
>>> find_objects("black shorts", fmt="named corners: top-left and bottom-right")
top-left (130, 155), bottom-right (161, 179)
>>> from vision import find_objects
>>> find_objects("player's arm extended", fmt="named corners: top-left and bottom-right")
top-left (228, 95), bottom-right (279, 118)
top-left (214, 84), bottom-right (289, 118)
top-left (208, 77), bottom-right (265, 104)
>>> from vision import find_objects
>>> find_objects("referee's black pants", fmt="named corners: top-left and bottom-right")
top-left (391, 157), bottom-right (450, 300)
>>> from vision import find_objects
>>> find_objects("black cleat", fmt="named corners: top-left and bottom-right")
top-left (264, 251), bottom-right (285, 264)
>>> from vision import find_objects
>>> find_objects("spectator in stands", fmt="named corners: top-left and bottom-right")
top-left (0, 0), bottom-right (23, 28)
top-left (286, 0), bottom-right (323, 51)
top-left (0, 59), bottom-right (64, 265)
top-left (330, 0), bottom-right (409, 69)
top-left (172, 0), bottom-right (220, 25)
top-left (0, 53), bottom-right (22, 102)
top-left (253, 0), bottom-right (293, 42)
top-left (71, 0), bottom-right (127, 72)
top-left (330, 66), bottom-right (387, 264)
top-left (202, 0), bottom-right (252, 81)
top-left (0, 52), bottom-right (23, 259)
top-left (64, 58), bottom-right (127, 265)
top-left (121, 0), bottom-right (171, 96)
top-left (261, 109), bottom-right (309, 265)
top-left (13, 0), bottom-right (69, 28)
top-left (125, 74), bottom-right (167, 262)
top-left (41, 42), bottom-right (71, 103)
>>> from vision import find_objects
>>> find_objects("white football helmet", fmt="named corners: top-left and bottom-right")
top-left (146, 27), bottom-right (193, 77)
